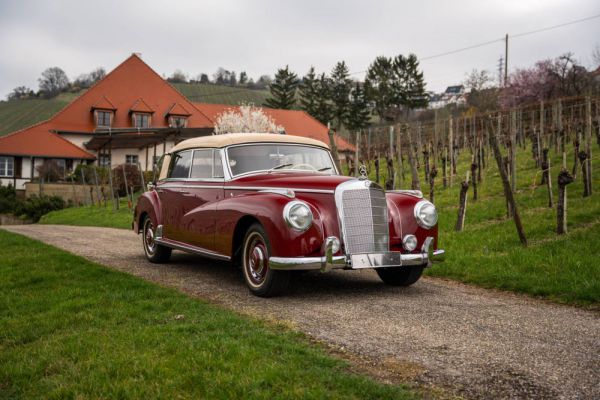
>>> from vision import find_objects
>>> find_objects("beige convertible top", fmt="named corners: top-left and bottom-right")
top-left (170, 132), bottom-right (329, 153)
top-left (159, 133), bottom-right (330, 180)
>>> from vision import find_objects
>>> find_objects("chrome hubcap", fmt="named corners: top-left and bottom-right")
top-left (144, 222), bottom-right (156, 254)
top-left (245, 233), bottom-right (268, 285)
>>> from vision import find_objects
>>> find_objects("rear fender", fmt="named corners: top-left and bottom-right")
top-left (134, 190), bottom-right (162, 233)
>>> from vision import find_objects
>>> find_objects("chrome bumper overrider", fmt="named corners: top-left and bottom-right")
top-left (269, 236), bottom-right (445, 272)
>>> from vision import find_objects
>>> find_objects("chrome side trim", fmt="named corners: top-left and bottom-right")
top-left (158, 183), bottom-right (225, 190)
top-left (226, 186), bottom-right (334, 194)
top-left (155, 238), bottom-right (231, 261)
top-left (258, 189), bottom-right (295, 198)
top-left (386, 189), bottom-right (423, 198)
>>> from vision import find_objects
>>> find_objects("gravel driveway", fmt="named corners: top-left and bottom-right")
top-left (3, 224), bottom-right (599, 399)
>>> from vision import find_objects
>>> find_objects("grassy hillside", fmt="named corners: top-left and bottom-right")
top-left (0, 93), bottom-right (79, 136)
top-left (360, 143), bottom-right (600, 306)
top-left (172, 82), bottom-right (270, 106)
top-left (0, 84), bottom-right (270, 137)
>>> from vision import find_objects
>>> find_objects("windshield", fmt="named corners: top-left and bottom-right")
top-left (227, 144), bottom-right (337, 177)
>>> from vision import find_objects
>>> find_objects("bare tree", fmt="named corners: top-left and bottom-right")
top-left (167, 69), bottom-right (188, 83)
top-left (464, 69), bottom-right (498, 111)
top-left (464, 69), bottom-right (494, 92)
top-left (38, 67), bottom-right (69, 98)
top-left (592, 44), bottom-right (600, 68)
top-left (7, 86), bottom-right (34, 100)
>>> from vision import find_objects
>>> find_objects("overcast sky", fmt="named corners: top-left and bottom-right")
top-left (0, 0), bottom-right (599, 99)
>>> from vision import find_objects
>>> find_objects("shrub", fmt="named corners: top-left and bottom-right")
top-left (72, 164), bottom-right (109, 185)
top-left (0, 183), bottom-right (18, 214)
top-left (112, 164), bottom-right (142, 196)
top-left (14, 194), bottom-right (66, 222)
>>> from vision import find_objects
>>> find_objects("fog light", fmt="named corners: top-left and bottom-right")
top-left (402, 234), bottom-right (418, 251)
top-left (327, 236), bottom-right (341, 254)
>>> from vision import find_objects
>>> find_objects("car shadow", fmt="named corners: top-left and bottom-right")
top-left (162, 251), bottom-right (434, 299)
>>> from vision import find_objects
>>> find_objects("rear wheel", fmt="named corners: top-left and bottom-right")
top-left (242, 223), bottom-right (290, 297)
top-left (142, 217), bottom-right (171, 263)
top-left (376, 266), bottom-right (424, 286)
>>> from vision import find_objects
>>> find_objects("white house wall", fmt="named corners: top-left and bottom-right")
top-left (98, 140), bottom-right (175, 171)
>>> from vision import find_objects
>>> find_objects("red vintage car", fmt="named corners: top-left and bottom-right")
top-left (134, 133), bottom-right (444, 297)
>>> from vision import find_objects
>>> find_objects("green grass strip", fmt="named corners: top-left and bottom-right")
top-left (0, 229), bottom-right (416, 399)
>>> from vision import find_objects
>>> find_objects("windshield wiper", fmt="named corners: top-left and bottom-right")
top-left (269, 163), bottom-right (292, 171)
top-left (317, 166), bottom-right (332, 172)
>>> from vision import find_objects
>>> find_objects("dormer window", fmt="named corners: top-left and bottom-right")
top-left (133, 113), bottom-right (151, 128)
top-left (165, 103), bottom-right (192, 129)
top-left (169, 116), bottom-right (187, 128)
top-left (91, 96), bottom-right (117, 128)
top-left (96, 110), bottom-right (113, 128)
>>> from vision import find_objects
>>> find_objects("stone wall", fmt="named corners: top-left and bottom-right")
top-left (25, 182), bottom-right (110, 205)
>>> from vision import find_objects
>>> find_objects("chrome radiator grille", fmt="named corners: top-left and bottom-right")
top-left (335, 180), bottom-right (389, 254)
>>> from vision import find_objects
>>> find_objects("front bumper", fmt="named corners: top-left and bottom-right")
top-left (269, 236), bottom-right (445, 272)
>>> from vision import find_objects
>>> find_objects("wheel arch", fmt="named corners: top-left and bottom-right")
top-left (138, 211), bottom-right (149, 233)
top-left (231, 215), bottom-right (262, 265)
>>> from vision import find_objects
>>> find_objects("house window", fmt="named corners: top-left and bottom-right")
top-left (96, 110), bottom-right (112, 127)
top-left (0, 156), bottom-right (14, 177)
top-left (99, 154), bottom-right (111, 167)
top-left (133, 113), bottom-right (150, 128)
top-left (55, 159), bottom-right (66, 177)
top-left (126, 155), bottom-right (139, 166)
top-left (169, 116), bottom-right (187, 128)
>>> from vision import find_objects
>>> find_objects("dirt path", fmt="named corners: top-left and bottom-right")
top-left (3, 224), bottom-right (599, 399)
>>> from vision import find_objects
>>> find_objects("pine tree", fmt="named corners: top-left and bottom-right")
top-left (364, 56), bottom-right (395, 120)
top-left (347, 82), bottom-right (370, 132)
top-left (329, 61), bottom-right (353, 130)
top-left (393, 54), bottom-right (428, 114)
top-left (263, 66), bottom-right (299, 109)
top-left (239, 71), bottom-right (248, 85)
top-left (313, 73), bottom-right (334, 125)
top-left (299, 67), bottom-right (320, 117)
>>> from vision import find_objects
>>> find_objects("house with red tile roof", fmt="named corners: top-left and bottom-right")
top-left (0, 53), bottom-right (353, 190)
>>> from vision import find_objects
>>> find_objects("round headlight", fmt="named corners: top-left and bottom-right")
top-left (414, 200), bottom-right (438, 229)
top-left (402, 234), bottom-right (418, 251)
top-left (283, 201), bottom-right (313, 231)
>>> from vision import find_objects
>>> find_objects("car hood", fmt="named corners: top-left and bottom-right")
top-left (227, 172), bottom-right (355, 192)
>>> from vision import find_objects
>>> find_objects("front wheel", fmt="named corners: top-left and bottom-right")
top-left (142, 217), bottom-right (171, 263)
top-left (376, 266), bottom-right (424, 286)
top-left (241, 223), bottom-right (290, 297)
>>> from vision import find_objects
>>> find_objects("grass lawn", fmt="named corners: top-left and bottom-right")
top-left (0, 229), bottom-right (416, 399)
top-left (40, 202), bottom-right (133, 230)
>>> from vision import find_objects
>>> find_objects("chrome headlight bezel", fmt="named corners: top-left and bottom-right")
top-left (283, 200), bottom-right (313, 232)
top-left (414, 200), bottom-right (438, 229)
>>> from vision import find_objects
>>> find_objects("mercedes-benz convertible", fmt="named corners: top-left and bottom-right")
top-left (133, 133), bottom-right (444, 297)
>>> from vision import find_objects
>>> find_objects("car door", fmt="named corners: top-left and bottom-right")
top-left (158, 149), bottom-right (192, 242)
top-left (177, 148), bottom-right (225, 251)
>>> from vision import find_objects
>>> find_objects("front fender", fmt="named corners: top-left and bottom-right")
top-left (214, 192), bottom-right (325, 258)
top-left (386, 193), bottom-right (439, 251)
